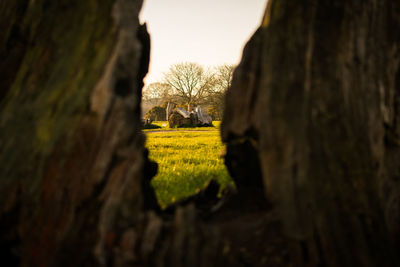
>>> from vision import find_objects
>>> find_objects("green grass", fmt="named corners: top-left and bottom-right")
top-left (145, 126), bottom-right (233, 208)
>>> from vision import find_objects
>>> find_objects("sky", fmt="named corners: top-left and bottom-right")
top-left (139, 0), bottom-right (268, 85)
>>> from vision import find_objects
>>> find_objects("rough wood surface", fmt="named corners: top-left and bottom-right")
top-left (222, 0), bottom-right (400, 266)
top-left (0, 0), bottom-right (156, 265)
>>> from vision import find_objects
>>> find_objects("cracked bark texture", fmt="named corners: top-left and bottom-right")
top-left (0, 0), bottom-right (157, 266)
top-left (223, 0), bottom-right (400, 266)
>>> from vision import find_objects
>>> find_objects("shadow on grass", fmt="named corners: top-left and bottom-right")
top-left (151, 169), bottom-right (234, 209)
top-left (142, 123), bottom-right (162, 129)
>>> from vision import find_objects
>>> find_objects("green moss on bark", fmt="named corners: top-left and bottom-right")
top-left (0, 0), bottom-right (117, 205)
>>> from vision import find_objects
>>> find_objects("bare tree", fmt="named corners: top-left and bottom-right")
top-left (207, 64), bottom-right (235, 119)
top-left (163, 62), bottom-right (215, 108)
top-left (142, 82), bottom-right (172, 104)
top-left (214, 64), bottom-right (234, 92)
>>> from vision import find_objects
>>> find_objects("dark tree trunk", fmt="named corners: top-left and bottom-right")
top-left (0, 0), bottom-right (157, 266)
top-left (223, 0), bottom-right (400, 266)
top-left (1, 0), bottom-right (400, 266)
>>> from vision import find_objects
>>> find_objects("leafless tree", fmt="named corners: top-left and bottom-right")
top-left (207, 64), bottom-right (235, 119)
top-left (214, 64), bottom-right (234, 92)
top-left (142, 82), bottom-right (172, 104)
top-left (163, 62), bottom-right (216, 108)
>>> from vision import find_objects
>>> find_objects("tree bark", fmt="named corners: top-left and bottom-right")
top-left (0, 0), bottom-right (156, 265)
top-left (222, 0), bottom-right (400, 266)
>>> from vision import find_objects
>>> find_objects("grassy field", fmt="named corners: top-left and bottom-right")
top-left (143, 121), bottom-right (221, 131)
top-left (144, 121), bottom-right (233, 208)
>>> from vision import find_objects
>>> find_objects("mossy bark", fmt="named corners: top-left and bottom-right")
top-left (0, 0), bottom-right (157, 266)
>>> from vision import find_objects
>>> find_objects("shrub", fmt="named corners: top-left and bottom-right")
top-left (207, 106), bottom-right (220, 120)
top-left (142, 123), bottom-right (162, 129)
top-left (145, 106), bottom-right (166, 121)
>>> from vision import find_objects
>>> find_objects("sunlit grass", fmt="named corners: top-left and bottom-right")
top-left (143, 121), bottom-right (221, 131)
top-left (145, 128), bottom-right (232, 208)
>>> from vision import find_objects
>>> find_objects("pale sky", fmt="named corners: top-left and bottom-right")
top-left (139, 0), bottom-right (268, 85)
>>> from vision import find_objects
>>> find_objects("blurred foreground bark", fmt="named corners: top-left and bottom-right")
top-left (223, 0), bottom-right (400, 266)
top-left (1, 0), bottom-right (400, 266)
top-left (0, 0), bottom-right (155, 265)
